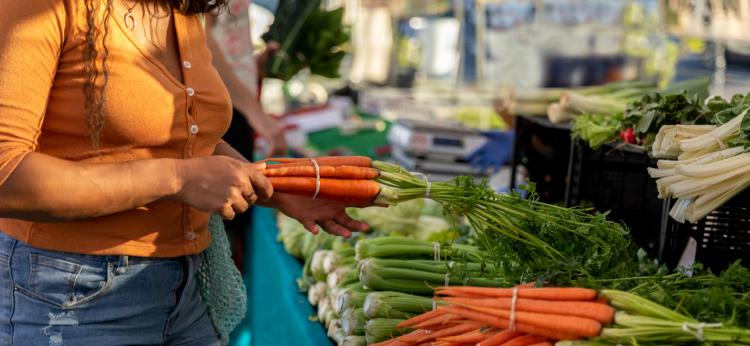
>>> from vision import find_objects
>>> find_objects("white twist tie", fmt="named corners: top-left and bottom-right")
top-left (509, 287), bottom-right (519, 332)
top-left (681, 322), bottom-right (722, 341)
top-left (444, 273), bottom-right (450, 286)
top-left (411, 172), bottom-right (432, 199)
top-left (310, 158), bottom-right (321, 199)
top-left (433, 242), bottom-right (441, 261)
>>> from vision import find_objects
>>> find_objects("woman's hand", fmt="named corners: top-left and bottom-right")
top-left (174, 156), bottom-right (273, 220)
top-left (268, 192), bottom-right (370, 238)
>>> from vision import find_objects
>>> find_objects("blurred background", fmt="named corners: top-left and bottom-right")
top-left (250, 0), bottom-right (750, 190)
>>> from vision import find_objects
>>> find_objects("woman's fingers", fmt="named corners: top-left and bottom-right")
top-left (245, 166), bottom-right (273, 199)
top-left (220, 203), bottom-right (236, 220)
top-left (302, 219), bottom-right (320, 235)
top-left (334, 212), bottom-right (369, 232)
top-left (232, 194), bottom-right (249, 214)
top-left (319, 219), bottom-right (351, 238)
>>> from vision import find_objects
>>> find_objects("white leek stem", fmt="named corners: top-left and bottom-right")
top-left (679, 107), bottom-right (748, 152)
top-left (686, 174), bottom-right (750, 222)
top-left (675, 124), bottom-right (717, 136)
top-left (676, 152), bottom-right (750, 177)
top-left (669, 164), bottom-right (750, 197)
top-left (547, 103), bottom-right (573, 124)
top-left (677, 143), bottom-right (721, 161)
top-left (669, 198), bottom-right (693, 223)
top-left (647, 167), bottom-right (676, 178)
top-left (657, 174), bottom-right (688, 198)
top-left (657, 146), bottom-right (745, 169)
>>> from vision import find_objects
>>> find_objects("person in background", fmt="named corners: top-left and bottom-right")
top-left (0, 1), bottom-right (365, 344)
top-left (205, 0), bottom-right (286, 244)
top-left (206, 0), bottom-right (286, 160)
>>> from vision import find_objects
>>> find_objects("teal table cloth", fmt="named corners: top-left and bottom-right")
top-left (230, 207), bottom-right (332, 346)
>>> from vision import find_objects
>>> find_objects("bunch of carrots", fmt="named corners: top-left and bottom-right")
top-left (258, 156), bottom-right (383, 204)
top-left (372, 286), bottom-right (615, 346)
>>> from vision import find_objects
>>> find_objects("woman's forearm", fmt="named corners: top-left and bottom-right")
top-left (0, 152), bottom-right (181, 221)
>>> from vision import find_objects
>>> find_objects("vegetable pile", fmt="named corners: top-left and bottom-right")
top-left (269, 151), bottom-right (750, 345)
top-left (570, 78), bottom-right (711, 149)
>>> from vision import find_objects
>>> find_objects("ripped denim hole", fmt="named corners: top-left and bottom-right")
top-left (43, 311), bottom-right (78, 346)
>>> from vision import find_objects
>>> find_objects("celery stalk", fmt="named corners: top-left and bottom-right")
top-left (341, 308), bottom-right (366, 336)
top-left (365, 318), bottom-right (409, 344)
top-left (363, 291), bottom-right (434, 319)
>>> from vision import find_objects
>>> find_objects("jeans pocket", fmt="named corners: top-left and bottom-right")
top-left (15, 252), bottom-right (113, 309)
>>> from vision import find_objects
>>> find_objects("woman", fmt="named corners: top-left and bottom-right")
top-left (0, 0), bottom-right (366, 345)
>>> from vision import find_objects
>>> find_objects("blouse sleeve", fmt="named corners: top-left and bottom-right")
top-left (0, 0), bottom-right (68, 185)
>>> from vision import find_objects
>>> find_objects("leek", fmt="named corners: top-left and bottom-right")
top-left (363, 291), bottom-right (434, 319)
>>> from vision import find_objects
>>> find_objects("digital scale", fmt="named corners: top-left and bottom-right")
top-left (387, 118), bottom-right (489, 179)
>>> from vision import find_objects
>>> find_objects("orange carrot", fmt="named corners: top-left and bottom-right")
top-left (261, 155), bottom-right (373, 167)
top-left (435, 287), bottom-right (598, 301)
top-left (398, 308), bottom-right (445, 328)
top-left (440, 306), bottom-right (581, 341)
top-left (527, 343), bottom-right (554, 346)
top-left (499, 335), bottom-right (547, 346)
top-left (437, 328), bottom-right (500, 343)
top-left (267, 177), bottom-right (381, 202)
top-left (367, 339), bottom-right (413, 346)
top-left (440, 297), bottom-right (615, 324)
top-left (261, 165), bottom-right (380, 179)
top-left (374, 330), bottom-right (429, 345)
top-left (414, 323), bottom-right (483, 343)
top-left (514, 282), bottom-right (537, 289)
top-left (413, 313), bottom-right (461, 329)
top-left (478, 329), bottom-right (523, 346)
top-left (452, 304), bottom-right (602, 337)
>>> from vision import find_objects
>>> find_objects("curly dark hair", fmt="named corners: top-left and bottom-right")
top-left (83, 0), bottom-right (228, 149)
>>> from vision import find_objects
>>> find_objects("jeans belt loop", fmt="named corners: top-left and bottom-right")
top-left (115, 255), bottom-right (129, 275)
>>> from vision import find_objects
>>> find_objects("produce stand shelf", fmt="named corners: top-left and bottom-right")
top-left (565, 140), bottom-right (667, 262)
top-left (509, 115), bottom-right (573, 204)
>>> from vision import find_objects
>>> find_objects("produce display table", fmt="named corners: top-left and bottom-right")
top-left (230, 207), bottom-right (332, 346)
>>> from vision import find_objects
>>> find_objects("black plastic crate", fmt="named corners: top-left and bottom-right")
top-left (565, 140), bottom-right (668, 261)
top-left (509, 115), bottom-right (573, 204)
top-left (664, 189), bottom-right (750, 272)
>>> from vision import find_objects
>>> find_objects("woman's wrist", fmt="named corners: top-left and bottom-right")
top-left (163, 158), bottom-right (186, 201)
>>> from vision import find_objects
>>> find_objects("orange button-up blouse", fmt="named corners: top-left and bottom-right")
top-left (0, 0), bottom-right (232, 257)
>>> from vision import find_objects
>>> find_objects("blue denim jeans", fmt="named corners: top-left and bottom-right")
top-left (0, 232), bottom-right (221, 346)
